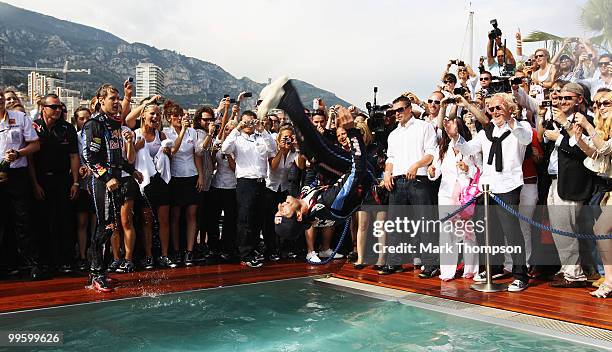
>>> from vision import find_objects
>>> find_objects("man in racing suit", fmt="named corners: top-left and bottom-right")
top-left (82, 84), bottom-right (141, 292)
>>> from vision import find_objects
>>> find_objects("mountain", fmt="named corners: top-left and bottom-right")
top-left (0, 2), bottom-right (351, 108)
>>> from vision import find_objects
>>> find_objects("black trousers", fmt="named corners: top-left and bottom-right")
top-left (236, 178), bottom-right (266, 259)
top-left (262, 188), bottom-right (287, 255)
top-left (209, 187), bottom-right (237, 254)
top-left (197, 189), bottom-right (217, 249)
top-left (385, 177), bottom-right (436, 267)
top-left (0, 168), bottom-right (38, 266)
top-left (34, 173), bottom-right (76, 267)
top-left (477, 186), bottom-right (528, 282)
top-left (88, 174), bottom-right (122, 273)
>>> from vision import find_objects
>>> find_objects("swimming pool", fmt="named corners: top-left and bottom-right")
top-left (0, 278), bottom-right (606, 351)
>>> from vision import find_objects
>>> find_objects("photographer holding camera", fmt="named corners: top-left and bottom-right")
top-left (221, 111), bottom-right (277, 268)
top-left (486, 20), bottom-right (516, 77)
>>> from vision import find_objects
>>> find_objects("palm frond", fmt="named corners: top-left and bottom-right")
top-left (523, 31), bottom-right (564, 43)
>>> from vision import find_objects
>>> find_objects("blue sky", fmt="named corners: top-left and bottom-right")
top-left (6, 0), bottom-right (591, 106)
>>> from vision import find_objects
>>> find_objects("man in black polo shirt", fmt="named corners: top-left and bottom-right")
top-left (30, 93), bottom-right (80, 273)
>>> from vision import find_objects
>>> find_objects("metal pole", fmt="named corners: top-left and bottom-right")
top-left (471, 184), bottom-right (508, 292)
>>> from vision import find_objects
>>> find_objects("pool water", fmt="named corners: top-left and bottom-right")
top-left (0, 278), bottom-right (603, 351)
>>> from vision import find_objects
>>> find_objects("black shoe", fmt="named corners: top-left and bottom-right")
top-left (107, 259), bottom-right (123, 273)
top-left (76, 258), bottom-right (88, 271)
top-left (372, 265), bottom-right (385, 271)
top-left (253, 250), bottom-right (265, 263)
top-left (353, 263), bottom-right (367, 270)
top-left (184, 251), bottom-right (195, 267)
top-left (59, 264), bottom-right (73, 273)
top-left (174, 252), bottom-right (184, 266)
top-left (143, 256), bottom-right (155, 270)
top-left (378, 265), bottom-right (404, 275)
top-left (30, 265), bottom-right (44, 281)
top-left (286, 251), bottom-right (298, 259)
top-left (419, 267), bottom-right (441, 279)
top-left (219, 252), bottom-right (232, 262)
top-left (268, 253), bottom-right (281, 262)
top-left (347, 251), bottom-right (358, 263)
top-left (158, 256), bottom-right (177, 268)
top-left (88, 273), bottom-right (113, 292)
top-left (241, 257), bottom-right (263, 268)
top-left (116, 260), bottom-right (134, 273)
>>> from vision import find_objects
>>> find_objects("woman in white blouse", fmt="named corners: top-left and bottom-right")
top-left (162, 100), bottom-right (204, 267)
top-left (134, 103), bottom-right (175, 269)
top-left (574, 91), bottom-right (612, 298)
top-left (428, 116), bottom-right (479, 281)
top-left (210, 120), bottom-right (238, 260)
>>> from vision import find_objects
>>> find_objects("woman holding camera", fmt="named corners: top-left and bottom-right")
top-left (262, 125), bottom-right (300, 261)
top-left (210, 120), bottom-right (238, 260)
top-left (163, 100), bottom-right (204, 267)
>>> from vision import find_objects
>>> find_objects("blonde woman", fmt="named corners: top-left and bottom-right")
top-left (574, 91), bottom-right (612, 298)
top-left (531, 48), bottom-right (556, 90)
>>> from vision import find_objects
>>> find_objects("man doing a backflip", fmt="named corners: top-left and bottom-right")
top-left (257, 77), bottom-right (374, 241)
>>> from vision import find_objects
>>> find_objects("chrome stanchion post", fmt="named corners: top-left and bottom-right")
top-left (471, 184), bottom-right (508, 292)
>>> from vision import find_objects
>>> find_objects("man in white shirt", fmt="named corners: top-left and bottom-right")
top-left (221, 110), bottom-right (277, 268)
top-left (453, 93), bottom-right (532, 292)
top-left (0, 88), bottom-right (41, 280)
top-left (381, 95), bottom-right (438, 276)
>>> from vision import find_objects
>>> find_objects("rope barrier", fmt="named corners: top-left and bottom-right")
top-left (489, 193), bottom-right (612, 240)
top-left (438, 195), bottom-right (481, 222)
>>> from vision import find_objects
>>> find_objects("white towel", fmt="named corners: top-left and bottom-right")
top-left (155, 139), bottom-right (173, 184)
top-left (134, 143), bottom-right (157, 192)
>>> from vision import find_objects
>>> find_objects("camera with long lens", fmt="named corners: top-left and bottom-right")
top-left (488, 19), bottom-right (502, 40)
top-left (489, 76), bottom-right (512, 94)
top-left (365, 87), bottom-right (392, 134)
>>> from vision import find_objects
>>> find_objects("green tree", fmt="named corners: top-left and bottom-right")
top-left (523, 0), bottom-right (611, 54)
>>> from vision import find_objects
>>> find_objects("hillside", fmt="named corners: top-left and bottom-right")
top-left (0, 2), bottom-right (351, 108)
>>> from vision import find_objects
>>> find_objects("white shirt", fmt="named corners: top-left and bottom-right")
top-left (455, 119), bottom-right (532, 194)
top-left (266, 150), bottom-right (297, 192)
top-left (212, 138), bottom-right (237, 189)
top-left (163, 126), bottom-right (199, 178)
top-left (221, 128), bottom-right (276, 179)
top-left (386, 117), bottom-right (437, 176)
top-left (428, 139), bottom-right (477, 200)
top-left (0, 110), bottom-right (38, 168)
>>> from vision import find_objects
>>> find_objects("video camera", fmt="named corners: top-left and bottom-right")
top-left (365, 87), bottom-right (392, 133)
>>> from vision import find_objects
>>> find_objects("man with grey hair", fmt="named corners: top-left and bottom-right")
top-left (452, 93), bottom-right (532, 292)
top-left (546, 83), bottom-right (595, 288)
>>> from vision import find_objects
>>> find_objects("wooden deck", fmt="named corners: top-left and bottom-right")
top-left (1, 260), bottom-right (610, 333)
top-left (332, 263), bottom-right (612, 331)
top-left (0, 261), bottom-right (343, 314)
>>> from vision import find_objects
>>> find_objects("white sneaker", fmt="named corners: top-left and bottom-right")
top-left (473, 271), bottom-right (506, 282)
top-left (318, 249), bottom-right (344, 259)
top-left (306, 251), bottom-right (321, 263)
top-left (508, 279), bottom-right (528, 292)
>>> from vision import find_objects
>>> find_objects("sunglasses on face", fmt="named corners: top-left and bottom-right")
top-left (596, 100), bottom-right (612, 108)
top-left (552, 88), bottom-right (562, 93)
top-left (427, 99), bottom-right (441, 105)
top-left (480, 77), bottom-right (491, 81)
top-left (488, 105), bottom-right (503, 113)
top-left (44, 104), bottom-right (63, 110)
top-left (598, 61), bottom-right (610, 67)
top-left (390, 106), bottom-right (409, 115)
top-left (559, 95), bottom-right (578, 101)
top-left (444, 80), bottom-right (454, 84)
top-left (535, 54), bottom-right (545, 58)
